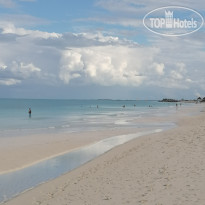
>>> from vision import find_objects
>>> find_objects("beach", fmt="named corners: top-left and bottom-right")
top-left (1, 104), bottom-right (205, 204)
top-left (1, 0), bottom-right (205, 204)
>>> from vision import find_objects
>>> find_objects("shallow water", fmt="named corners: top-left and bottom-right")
top-left (0, 99), bottom-right (179, 137)
top-left (0, 125), bottom-right (174, 204)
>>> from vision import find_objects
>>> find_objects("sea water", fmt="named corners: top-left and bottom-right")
top-left (0, 99), bottom-right (179, 137)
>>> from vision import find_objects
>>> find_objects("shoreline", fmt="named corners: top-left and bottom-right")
top-left (0, 104), bottom-right (199, 174)
top-left (0, 127), bottom-right (157, 174)
top-left (0, 128), bottom-right (162, 175)
top-left (3, 103), bottom-right (205, 205)
top-left (0, 128), bottom-right (168, 204)
top-left (1, 104), bottom-right (205, 204)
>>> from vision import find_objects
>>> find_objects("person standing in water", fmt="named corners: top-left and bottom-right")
top-left (28, 108), bottom-right (32, 118)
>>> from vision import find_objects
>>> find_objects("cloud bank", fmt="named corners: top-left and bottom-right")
top-left (0, 23), bottom-right (165, 87)
top-left (0, 18), bottom-right (205, 98)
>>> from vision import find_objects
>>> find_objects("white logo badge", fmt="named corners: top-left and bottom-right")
top-left (143, 6), bottom-right (204, 36)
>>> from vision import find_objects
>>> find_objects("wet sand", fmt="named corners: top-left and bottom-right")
top-left (0, 127), bottom-right (149, 174)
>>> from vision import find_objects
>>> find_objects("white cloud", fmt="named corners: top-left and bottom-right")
top-left (152, 63), bottom-right (164, 75)
top-left (0, 0), bottom-right (15, 8)
top-left (186, 78), bottom-right (193, 83)
top-left (0, 21), bottom-right (205, 98)
top-left (0, 78), bottom-right (21, 85)
top-left (0, 0), bottom-right (36, 9)
top-left (59, 45), bottom-right (159, 86)
top-left (194, 91), bottom-right (201, 97)
top-left (1, 23), bottom-right (62, 39)
top-left (170, 70), bottom-right (183, 80)
top-left (79, 32), bottom-right (119, 43)
top-left (169, 63), bottom-right (187, 81)
top-left (176, 62), bottom-right (186, 73)
top-left (59, 51), bottom-right (84, 83)
top-left (11, 61), bottom-right (41, 78)
top-left (82, 17), bottom-right (143, 28)
top-left (0, 62), bottom-right (7, 70)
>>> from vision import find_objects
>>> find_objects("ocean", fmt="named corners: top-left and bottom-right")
top-left (0, 98), bottom-right (180, 137)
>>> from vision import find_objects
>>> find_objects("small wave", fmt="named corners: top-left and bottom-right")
top-left (61, 125), bottom-right (70, 128)
top-left (114, 120), bottom-right (129, 125)
top-left (154, 129), bottom-right (163, 133)
top-left (48, 126), bottom-right (55, 129)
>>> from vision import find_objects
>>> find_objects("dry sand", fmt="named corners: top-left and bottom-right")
top-left (3, 104), bottom-right (205, 205)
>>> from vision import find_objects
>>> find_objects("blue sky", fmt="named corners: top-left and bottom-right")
top-left (0, 0), bottom-right (205, 99)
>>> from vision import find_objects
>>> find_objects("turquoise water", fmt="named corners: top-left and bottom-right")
top-left (0, 99), bottom-right (177, 137)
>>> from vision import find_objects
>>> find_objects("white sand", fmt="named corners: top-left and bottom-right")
top-left (3, 104), bottom-right (205, 205)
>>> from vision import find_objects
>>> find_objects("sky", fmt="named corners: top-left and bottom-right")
top-left (0, 0), bottom-right (205, 100)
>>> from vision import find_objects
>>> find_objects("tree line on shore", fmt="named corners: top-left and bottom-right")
top-left (159, 97), bottom-right (205, 103)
